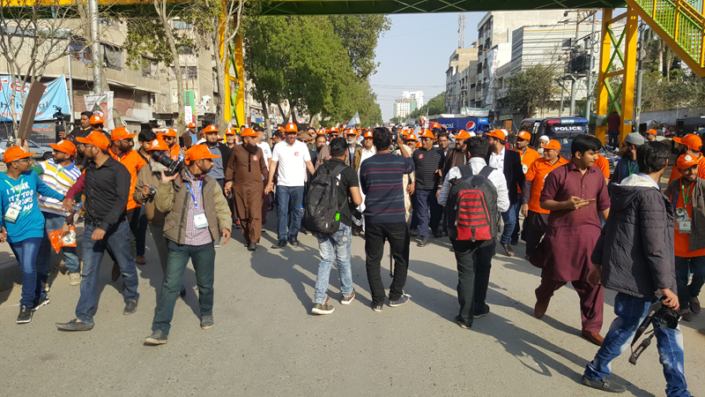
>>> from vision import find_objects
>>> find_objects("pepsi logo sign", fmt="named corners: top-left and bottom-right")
top-left (465, 121), bottom-right (476, 131)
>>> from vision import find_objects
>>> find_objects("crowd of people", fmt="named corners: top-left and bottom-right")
top-left (0, 113), bottom-right (701, 395)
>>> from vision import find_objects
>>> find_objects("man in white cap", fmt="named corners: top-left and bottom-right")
top-left (610, 132), bottom-right (644, 187)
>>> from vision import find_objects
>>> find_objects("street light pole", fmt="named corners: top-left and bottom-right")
top-left (585, 11), bottom-right (596, 120)
top-left (89, 0), bottom-right (102, 94)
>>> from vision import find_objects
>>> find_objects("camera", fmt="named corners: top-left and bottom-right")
top-left (628, 298), bottom-right (680, 365)
top-left (151, 151), bottom-right (184, 177)
top-left (148, 185), bottom-right (157, 197)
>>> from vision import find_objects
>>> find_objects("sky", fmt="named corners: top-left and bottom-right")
top-left (370, 13), bottom-right (486, 122)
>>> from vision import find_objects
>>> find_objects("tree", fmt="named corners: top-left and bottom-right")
top-left (504, 65), bottom-right (558, 119)
top-left (328, 15), bottom-right (390, 80)
top-left (0, 0), bottom-right (87, 131)
top-left (407, 92), bottom-right (445, 120)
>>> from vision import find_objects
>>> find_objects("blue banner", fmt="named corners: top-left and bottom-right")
top-left (0, 75), bottom-right (70, 122)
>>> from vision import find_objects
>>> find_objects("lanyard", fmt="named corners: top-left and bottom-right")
top-left (519, 148), bottom-right (527, 161)
top-left (627, 160), bottom-right (638, 176)
top-left (3, 175), bottom-right (25, 196)
top-left (682, 181), bottom-right (693, 207)
top-left (185, 180), bottom-right (203, 210)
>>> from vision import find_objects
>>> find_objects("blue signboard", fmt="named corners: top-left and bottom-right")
top-left (437, 117), bottom-right (490, 132)
top-left (0, 75), bottom-right (70, 122)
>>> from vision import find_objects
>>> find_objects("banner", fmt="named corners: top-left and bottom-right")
top-left (347, 111), bottom-right (361, 127)
top-left (184, 106), bottom-right (194, 124)
top-left (84, 92), bottom-right (115, 130)
top-left (0, 75), bottom-right (70, 122)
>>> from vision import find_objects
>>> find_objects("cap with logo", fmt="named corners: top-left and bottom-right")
top-left (3, 146), bottom-right (36, 163)
top-left (346, 128), bottom-right (358, 136)
top-left (76, 131), bottom-right (111, 151)
top-left (111, 127), bottom-right (137, 141)
top-left (49, 140), bottom-right (77, 156)
top-left (241, 128), bottom-right (258, 137)
top-left (202, 125), bottom-right (218, 134)
top-left (486, 129), bottom-right (506, 141)
top-left (363, 130), bottom-right (373, 138)
top-left (147, 138), bottom-right (169, 152)
top-left (225, 128), bottom-right (237, 136)
top-left (646, 129), bottom-right (657, 135)
top-left (406, 134), bottom-right (417, 142)
top-left (184, 145), bottom-right (220, 165)
top-left (455, 130), bottom-right (471, 140)
top-left (89, 115), bottom-right (104, 125)
top-left (517, 130), bottom-right (531, 141)
top-left (674, 133), bottom-right (703, 152)
top-left (285, 122), bottom-right (298, 133)
top-left (543, 140), bottom-right (562, 151)
top-left (419, 129), bottom-right (434, 139)
top-left (677, 153), bottom-right (700, 169)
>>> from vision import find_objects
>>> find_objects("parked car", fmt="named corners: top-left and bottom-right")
top-left (0, 140), bottom-right (53, 162)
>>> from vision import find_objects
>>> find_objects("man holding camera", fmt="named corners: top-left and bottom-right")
top-left (583, 142), bottom-right (689, 395)
top-left (145, 145), bottom-right (232, 345)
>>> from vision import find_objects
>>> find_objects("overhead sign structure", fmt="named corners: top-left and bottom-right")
top-left (84, 92), bottom-right (115, 130)
top-left (0, 75), bottom-right (70, 122)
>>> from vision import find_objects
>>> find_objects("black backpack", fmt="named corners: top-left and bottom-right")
top-left (303, 163), bottom-right (347, 234)
top-left (445, 165), bottom-right (499, 242)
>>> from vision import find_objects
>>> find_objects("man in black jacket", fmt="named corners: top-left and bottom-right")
top-left (583, 142), bottom-right (689, 395)
top-left (485, 129), bottom-right (524, 257)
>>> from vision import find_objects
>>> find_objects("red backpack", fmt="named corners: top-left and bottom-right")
top-left (445, 165), bottom-right (499, 242)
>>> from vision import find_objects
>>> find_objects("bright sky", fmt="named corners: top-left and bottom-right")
top-left (371, 12), bottom-right (486, 122)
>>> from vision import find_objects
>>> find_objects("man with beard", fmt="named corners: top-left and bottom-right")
top-left (669, 133), bottom-right (705, 183)
top-left (182, 122), bottom-right (201, 149)
top-left (609, 133), bottom-right (643, 187)
top-left (314, 131), bottom-right (330, 170)
top-left (344, 129), bottom-right (361, 166)
top-left (157, 129), bottom-right (180, 161)
top-left (224, 128), bottom-right (269, 251)
top-left (511, 130), bottom-right (541, 246)
top-left (69, 111), bottom-right (93, 166)
top-left (645, 128), bottom-right (657, 142)
top-left (443, 130), bottom-right (469, 178)
top-left (437, 132), bottom-right (450, 157)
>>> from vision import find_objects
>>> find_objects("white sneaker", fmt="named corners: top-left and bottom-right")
top-left (69, 272), bottom-right (81, 286)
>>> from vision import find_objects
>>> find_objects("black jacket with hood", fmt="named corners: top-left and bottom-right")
top-left (591, 173), bottom-right (677, 299)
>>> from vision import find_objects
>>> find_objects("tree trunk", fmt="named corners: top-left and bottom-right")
top-left (155, 0), bottom-right (186, 134)
top-left (278, 103), bottom-right (290, 122)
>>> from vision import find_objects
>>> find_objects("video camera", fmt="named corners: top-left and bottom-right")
top-left (151, 151), bottom-right (185, 177)
top-left (628, 298), bottom-right (680, 365)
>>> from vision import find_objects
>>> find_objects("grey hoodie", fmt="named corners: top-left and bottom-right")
top-left (591, 173), bottom-right (677, 299)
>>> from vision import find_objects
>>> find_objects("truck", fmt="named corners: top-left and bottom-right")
top-left (431, 116), bottom-right (491, 134)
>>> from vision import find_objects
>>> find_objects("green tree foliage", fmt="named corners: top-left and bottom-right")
top-left (407, 92), bottom-right (445, 120)
top-left (329, 15), bottom-right (390, 80)
top-left (641, 70), bottom-right (705, 111)
top-left (504, 65), bottom-right (558, 119)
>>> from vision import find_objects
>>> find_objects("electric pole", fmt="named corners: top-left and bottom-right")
top-left (458, 14), bottom-right (466, 49)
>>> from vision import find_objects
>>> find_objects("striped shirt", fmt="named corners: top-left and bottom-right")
top-left (38, 159), bottom-right (81, 216)
top-left (412, 148), bottom-right (444, 190)
top-left (359, 153), bottom-right (414, 224)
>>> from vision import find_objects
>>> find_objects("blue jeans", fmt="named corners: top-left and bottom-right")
top-left (584, 293), bottom-right (690, 397)
top-left (415, 189), bottom-right (441, 238)
top-left (608, 130), bottom-right (620, 148)
top-left (314, 224), bottom-right (353, 304)
top-left (37, 213), bottom-right (79, 274)
top-left (276, 185), bottom-right (304, 241)
top-left (511, 193), bottom-right (523, 242)
top-left (152, 241), bottom-right (215, 335)
top-left (675, 256), bottom-right (705, 311)
top-left (500, 201), bottom-right (519, 245)
top-left (9, 237), bottom-right (44, 307)
top-left (75, 221), bottom-right (139, 324)
top-left (136, 206), bottom-right (148, 256)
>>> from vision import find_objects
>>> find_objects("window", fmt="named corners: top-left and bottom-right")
top-left (188, 66), bottom-right (197, 79)
top-left (177, 45), bottom-right (193, 55)
top-left (69, 39), bottom-right (91, 64)
top-left (102, 44), bottom-right (122, 71)
top-left (141, 57), bottom-right (157, 78)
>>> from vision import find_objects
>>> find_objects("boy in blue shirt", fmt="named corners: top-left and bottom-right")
top-left (0, 146), bottom-right (64, 324)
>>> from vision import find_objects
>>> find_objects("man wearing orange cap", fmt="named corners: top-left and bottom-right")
top-left (224, 128), bottom-right (269, 251)
top-left (412, 129), bottom-right (445, 246)
top-left (144, 145), bottom-right (232, 344)
top-left (57, 131), bottom-right (137, 331)
top-left (521, 139), bottom-right (569, 258)
top-left (1, 146), bottom-right (65, 324)
top-left (201, 125), bottom-right (233, 241)
top-left (486, 129), bottom-right (524, 257)
top-left (669, 133), bottom-right (705, 183)
top-left (157, 129), bottom-right (180, 161)
top-left (35, 139), bottom-right (82, 287)
top-left (69, 111), bottom-right (94, 166)
top-left (645, 128), bottom-right (657, 142)
top-left (351, 130), bottom-right (376, 235)
top-left (344, 128), bottom-right (361, 167)
top-left (666, 153), bottom-right (705, 322)
top-left (313, 130), bottom-right (330, 170)
top-left (511, 130), bottom-right (540, 246)
top-left (443, 130), bottom-right (469, 176)
top-left (182, 122), bottom-right (201, 149)
top-left (532, 135), bottom-right (610, 346)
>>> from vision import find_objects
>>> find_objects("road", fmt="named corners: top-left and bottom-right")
top-left (0, 212), bottom-right (704, 397)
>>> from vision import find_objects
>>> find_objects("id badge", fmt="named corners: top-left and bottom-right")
top-left (4, 203), bottom-right (21, 223)
top-left (194, 213), bottom-right (209, 229)
top-left (679, 221), bottom-right (691, 234)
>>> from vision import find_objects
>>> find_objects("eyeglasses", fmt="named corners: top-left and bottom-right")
top-left (14, 158), bottom-right (30, 163)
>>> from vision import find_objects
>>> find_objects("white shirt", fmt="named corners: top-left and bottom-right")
top-left (437, 157), bottom-right (510, 213)
top-left (271, 140), bottom-right (311, 187)
top-left (257, 142), bottom-right (272, 170)
top-left (489, 148), bottom-right (505, 171)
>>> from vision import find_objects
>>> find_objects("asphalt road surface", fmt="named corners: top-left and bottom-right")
top-left (1, 214), bottom-right (704, 397)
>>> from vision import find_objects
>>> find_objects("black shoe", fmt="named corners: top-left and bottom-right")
top-left (510, 238), bottom-right (519, 246)
top-left (111, 262), bottom-right (120, 282)
top-left (389, 292), bottom-right (411, 307)
top-left (243, 241), bottom-right (250, 248)
top-left (271, 240), bottom-right (287, 249)
top-left (56, 319), bottom-right (93, 331)
top-left (17, 305), bottom-right (33, 324)
top-left (248, 242), bottom-right (257, 251)
top-left (288, 238), bottom-right (299, 247)
top-left (581, 376), bottom-right (626, 393)
top-left (201, 315), bottom-right (214, 330)
top-left (32, 296), bottom-right (50, 311)
top-left (144, 330), bottom-right (168, 345)
top-left (501, 244), bottom-right (514, 257)
top-left (432, 229), bottom-right (441, 238)
top-left (417, 238), bottom-right (430, 247)
top-left (455, 316), bottom-right (471, 329)
top-left (410, 229), bottom-right (418, 237)
top-left (123, 301), bottom-right (138, 315)
top-left (371, 303), bottom-right (383, 312)
top-left (180, 287), bottom-right (187, 298)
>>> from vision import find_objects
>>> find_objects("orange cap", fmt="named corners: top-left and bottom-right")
top-left (76, 131), bottom-right (111, 151)
top-left (285, 122), bottom-right (298, 133)
top-left (184, 145), bottom-right (220, 165)
top-left (276, 125), bottom-right (285, 131)
top-left (203, 125), bottom-right (218, 134)
top-left (363, 130), bottom-right (373, 138)
top-left (187, 122), bottom-right (197, 128)
top-left (317, 129), bottom-right (326, 136)
top-left (49, 140), bottom-right (77, 156)
top-left (517, 130), bottom-right (531, 141)
top-left (111, 127), bottom-right (137, 141)
top-left (673, 133), bottom-right (703, 151)
top-left (3, 145), bottom-right (36, 163)
top-left (89, 115), bottom-right (104, 125)
top-left (455, 130), bottom-right (471, 140)
top-left (416, 141), bottom-right (422, 148)
top-left (543, 139), bottom-right (562, 151)
top-left (677, 153), bottom-right (700, 169)
top-left (406, 134), bottom-right (417, 141)
top-left (241, 128), bottom-right (258, 137)
top-left (646, 129), bottom-right (657, 135)
top-left (328, 127), bottom-right (339, 134)
top-left (147, 138), bottom-right (169, 152)
top-left (160, 129), bottom-right (177, 138)
top-left (345, 128), bottom-right (357, 136)
top-left (419, 129), bottom-right (434, 139)
top-left (486, 129), bottom-right (506, 141)
top-left (225, 128), bottom-right (237, 136)
top-left (429, 121), bottom-right (441, 129)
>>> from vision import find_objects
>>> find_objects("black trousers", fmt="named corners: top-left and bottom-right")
top-left (523, 210), bottom-right (549, 258)
top-left (365, 222), bottom-right (410, 306)
top-left (451, 238), bottom-right (495, 327)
